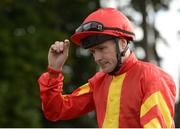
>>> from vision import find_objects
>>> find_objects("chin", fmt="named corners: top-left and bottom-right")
top-left (102, 69), bottom-right (112, 73)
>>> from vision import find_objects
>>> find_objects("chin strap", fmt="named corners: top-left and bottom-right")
top-left (109, 38), bottom-right (129, 75)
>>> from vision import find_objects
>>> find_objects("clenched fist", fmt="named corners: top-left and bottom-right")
top-left (48, 39), bottom-right (70, 71)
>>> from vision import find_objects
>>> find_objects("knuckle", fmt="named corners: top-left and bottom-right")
top-left (55, 41), bottom-right (60, 44)
top-left (59, 41), bottom-right (64, 45)
top-left (51, 44), bottom-right (56, 49)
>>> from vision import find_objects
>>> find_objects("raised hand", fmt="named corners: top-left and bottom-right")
top-left (48, 39), bottom-right (70, 71)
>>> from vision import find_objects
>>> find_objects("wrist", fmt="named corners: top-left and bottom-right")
top-left (48, 65), bottom-right (61, 78)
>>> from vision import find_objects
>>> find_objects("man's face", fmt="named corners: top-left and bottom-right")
top-left (89, 40), bottom-right (118, 73)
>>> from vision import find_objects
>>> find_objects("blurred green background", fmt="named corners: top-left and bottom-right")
top-left (0, 0), bottom-right (180, 127)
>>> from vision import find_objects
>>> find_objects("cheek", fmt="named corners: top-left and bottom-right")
top-left (109, 52), bottom-right (117, 60)
top-left (106, 54), bottom-right (117, 64)
top-left (111, 57), bottom-right (118, 64)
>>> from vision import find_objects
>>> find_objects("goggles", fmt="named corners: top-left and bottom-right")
top-left (75, 21), bottom-right (135, 36)
top-left (76, 21), bottom-right (103, 32)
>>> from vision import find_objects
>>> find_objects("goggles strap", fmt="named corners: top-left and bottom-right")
top-left (109, 39), bottom-right (129, 75)
top-left (109, 38), bottom-right (122, 75)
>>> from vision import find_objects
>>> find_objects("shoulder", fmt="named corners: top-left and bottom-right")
top-left (89, 71), bottom-right (107, 82)
top-left (131, 60), bottom-right (164, 86)
top-left (135, 60), bottom-right (170, 85)
top-left (88, 71), bottom-right (108, 89)
top-left (136, 60), bottom-right (162, 76)
top-left (138, 61), bottom-right (176, 95)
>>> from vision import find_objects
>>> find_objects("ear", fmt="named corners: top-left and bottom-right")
top-left (119, 39), bottom-right (127, 49)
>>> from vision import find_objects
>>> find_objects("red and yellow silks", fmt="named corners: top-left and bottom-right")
top-left (38, 53), bottom-right (176, 128)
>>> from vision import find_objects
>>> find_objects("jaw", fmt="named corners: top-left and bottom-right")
top-left (100, 64), bottom-right (116, 73)
top-left (96, 59), bottom-right (117, 73)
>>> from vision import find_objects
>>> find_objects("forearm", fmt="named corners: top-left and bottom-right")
top-left (38, 72), bottom-right (95, 121)
top-left (38, 72), bottom-right (64, 121)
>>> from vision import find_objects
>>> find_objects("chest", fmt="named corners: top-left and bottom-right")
top-left (93, 73), bottom-right (144, 127)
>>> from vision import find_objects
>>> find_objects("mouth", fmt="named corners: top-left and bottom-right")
top-left (99, 62), bottom-right (109, 68)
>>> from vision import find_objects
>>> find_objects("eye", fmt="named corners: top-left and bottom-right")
top-left (89, 49), bottom-right (95, 54)
top-left (98, 46), bottom-right (106, 51)
top-left (98, 47), bottom-right (103, 50)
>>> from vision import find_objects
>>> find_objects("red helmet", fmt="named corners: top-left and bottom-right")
top-left (70, 8), bottom-right (135, 46)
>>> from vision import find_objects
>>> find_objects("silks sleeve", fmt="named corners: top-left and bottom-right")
top-left (38, 72), bottom-right (95, 121)
top-left (140, 70), bottom-right (176, 128)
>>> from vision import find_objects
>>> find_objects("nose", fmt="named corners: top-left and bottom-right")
top-left (93, 51), bottom-right (102, 63)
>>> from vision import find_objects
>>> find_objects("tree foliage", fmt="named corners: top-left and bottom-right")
top-left (0, 0), bottom-right (99, 127)
top-left (125, 0), bottom-right (180, 127)
top-left (1, 0), bottom-right (179, 127)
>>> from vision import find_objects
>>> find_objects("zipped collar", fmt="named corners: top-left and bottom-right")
top-left (114, 53), bottom-right (138, 76)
